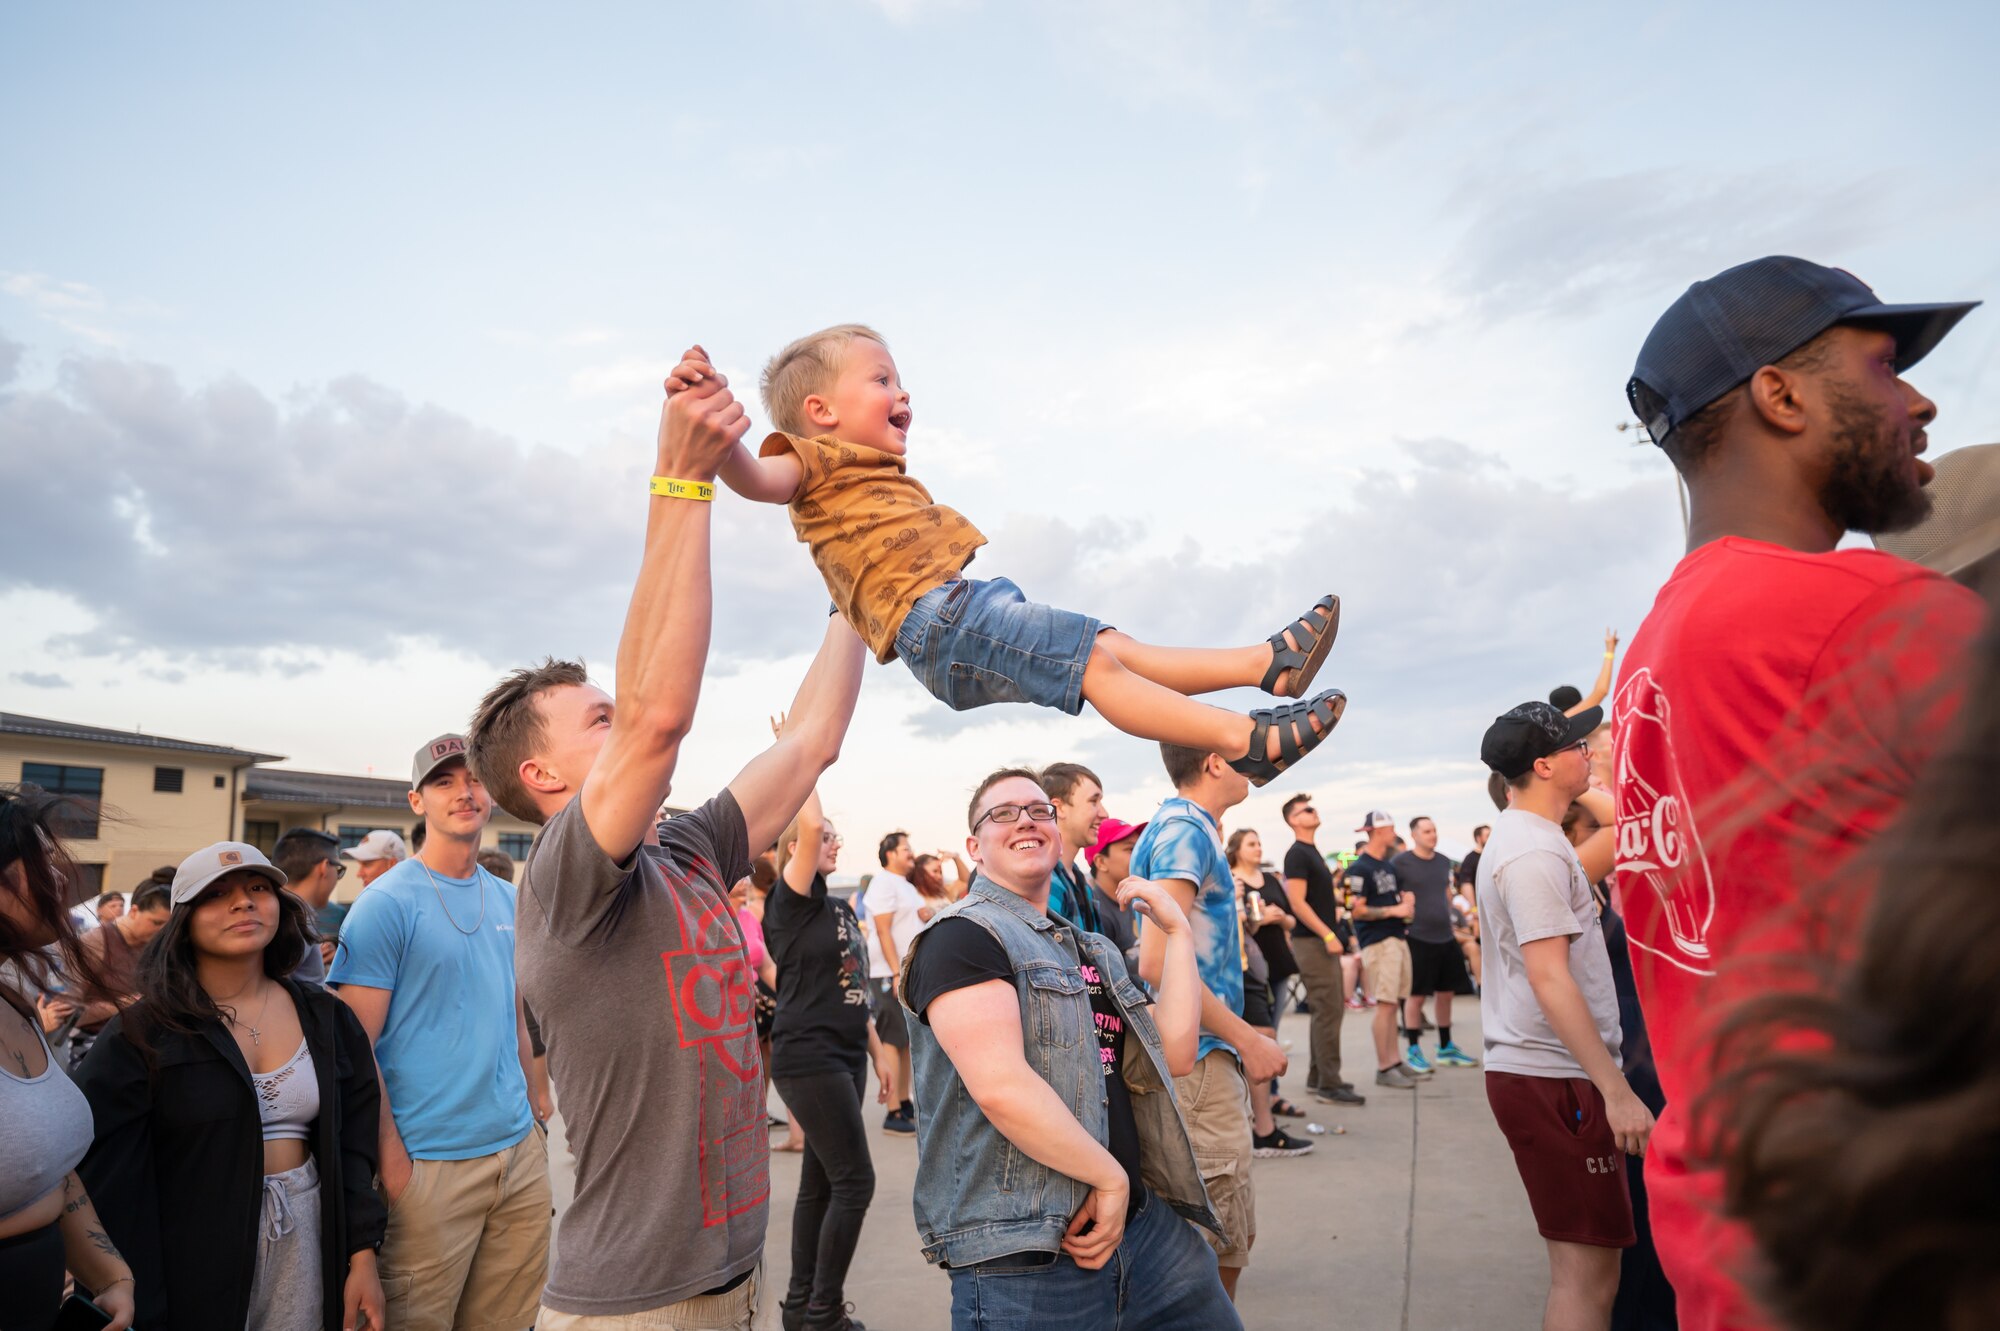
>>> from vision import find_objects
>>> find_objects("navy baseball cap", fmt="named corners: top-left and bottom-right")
top-left (1628, 257), bottom-right (1979, 445)
top-left (1480, 702), bottom-right (1602, 780)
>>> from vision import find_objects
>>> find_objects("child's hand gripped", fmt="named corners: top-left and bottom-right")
top-left (663, 344), bottom-right (718, 397)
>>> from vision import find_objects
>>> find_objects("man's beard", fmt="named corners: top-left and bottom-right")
top-left (1818, 379), bottom-right (1932, 536)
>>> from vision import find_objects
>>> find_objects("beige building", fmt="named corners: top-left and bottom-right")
top-left (2, 711), bottom-right (541, 905)
top-left (0, 712), bottom-right (279, 899)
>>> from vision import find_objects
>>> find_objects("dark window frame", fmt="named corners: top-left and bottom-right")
top-left (20, 763), bottom-right (104, 840)
top-left (498, 833), bottom-right (533, 861)
top-left (153, 766), bottom-right (185, 793)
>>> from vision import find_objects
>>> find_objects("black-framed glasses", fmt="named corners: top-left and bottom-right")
top-left (972, 801), bottom-right (1058, 834)
top-left (328, 860), bottom-right (348, 880)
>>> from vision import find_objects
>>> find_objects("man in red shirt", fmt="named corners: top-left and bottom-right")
top-left (1616, 256), bottom-right (1984, 1331)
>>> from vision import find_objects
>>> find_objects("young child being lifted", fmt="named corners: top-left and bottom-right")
top-left (667, 325), bottom-right (1344, 785)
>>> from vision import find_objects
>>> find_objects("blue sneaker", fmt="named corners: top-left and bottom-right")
top-left (1405, 1045), bottom-right (1434, 1075)
top-left (1434, 1042), bottom-right (1479, 1068)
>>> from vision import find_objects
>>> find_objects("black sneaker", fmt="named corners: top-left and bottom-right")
top-left (882, 1109), bottom-right (915, 1137)
top-left (1252, 1127), bottom-right (1316, 1158)
top-left (1312, 1084), bottom-right (1367, 1106)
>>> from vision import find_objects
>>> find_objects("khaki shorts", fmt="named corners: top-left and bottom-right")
top-left (379, 1126), bottom-right (552, 1331)
top-left (1173, 1047), bottom-right (1256, 1268)
top-left (538, 1265), bottom-right (759, 1330)
top-left (1362, 938), bottom-right (1413, 1003)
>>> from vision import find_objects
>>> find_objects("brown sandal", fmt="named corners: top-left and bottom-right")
top-left (1261, 595), bottom-right (1340, 698)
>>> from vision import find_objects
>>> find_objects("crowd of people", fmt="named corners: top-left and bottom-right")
top-left (1, 252), bottom-right (1993, 1331)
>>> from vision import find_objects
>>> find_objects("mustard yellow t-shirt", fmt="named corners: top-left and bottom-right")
top-left (757, 432), bottom-right (987, 662)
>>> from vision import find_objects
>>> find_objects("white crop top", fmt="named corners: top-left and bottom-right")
top-left (253, 1040), bottom-right (320, 1142)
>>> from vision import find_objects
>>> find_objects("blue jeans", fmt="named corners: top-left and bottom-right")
top-left (946, 1192), bottom-right (1243, 1331)
top-left (894, 577), bottom-right (1103, 715)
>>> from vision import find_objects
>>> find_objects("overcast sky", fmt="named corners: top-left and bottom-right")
top-left (5, 1), bottom-right (1997, 863)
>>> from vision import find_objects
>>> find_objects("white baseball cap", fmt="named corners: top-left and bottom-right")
top-left (1356, 810), bottom-right (1395, 833)
top-left (341, 830), bottom-right (409, 863)
top-left (171, 842), bottom-right (287, 908)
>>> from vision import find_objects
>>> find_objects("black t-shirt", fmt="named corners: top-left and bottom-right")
top-left (906, 916), bottom-right (1142, 1201)
top-left (1345, 853), bottom-right (1407, 948)
top-left (1283, 842), bottom-right (1340, 940)
top-left (764, 873), bottom-right (871, 1077)
top-left (1250, 871), bottom-right (1299, 981)
top-left (1455, 849), bottom-right (1482, 890)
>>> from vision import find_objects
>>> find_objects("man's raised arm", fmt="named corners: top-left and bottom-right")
top-left (729, 612), bottom-right (868, 855)
top-left (581, 349), bottom-right (746, 861)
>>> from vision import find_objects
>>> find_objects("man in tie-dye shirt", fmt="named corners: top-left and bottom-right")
top-left (1131, 744), bottom-right (1290, 1301)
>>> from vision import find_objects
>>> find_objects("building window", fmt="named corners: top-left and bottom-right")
top-left (70, 864), bottom-right (106, 902)
top-left (244, 821), bottom-right (279, 856)
top-left (20, 763), bottom-right (103, 839)
top-left (153, 766), bottom-right (184, 793)
top-left (214, 774), bottom-right (226, 788)
top-left (337, 826), bottom-right (375, 852)
top-left (498, 833), bottom-right (533, 861)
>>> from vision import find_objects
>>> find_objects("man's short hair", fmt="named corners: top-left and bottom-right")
top-left (1159, 743), bottom-right (1210, 791)
top-left (1631, 327), bottom-right (1839, 475)
top-left (270, 828), bottom-right (339, 884)
top-left (476, 849), bottom-right (516, 883)
top-left (409, 823), bottom-right (426, 853)
top-left (1473, 824), bottom-right (1491, 840)
top-left (1410, 816), bottom-right (1434, 833)
top-left (1038, 762), bottom-right (1102, 804)
top-left (130, 883), bottom-right (171, 914)
top-left (1281, 793), bottom-right (1312, 822)
top-left (1548, 684), bottom-right (1584, 712)
top-left (468, 657), bottom-right (591, 825)
top-left (967, 767), bottom-right (1044, 832)
top-left (877, 830), bottom-right (910, 868)
top-left (760, 324), bottom-right (888, 438)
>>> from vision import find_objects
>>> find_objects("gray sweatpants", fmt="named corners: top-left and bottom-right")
top-left (248, 1157), bottom-right (322, 1331)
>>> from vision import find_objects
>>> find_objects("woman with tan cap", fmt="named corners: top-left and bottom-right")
top-left (75, 841), bottom-right (387, 1331)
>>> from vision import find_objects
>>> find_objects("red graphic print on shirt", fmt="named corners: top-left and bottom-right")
top-left (660, 864), bottom-right (767, 1226)
top-left (1612, 667), bottom-right (1717, 976)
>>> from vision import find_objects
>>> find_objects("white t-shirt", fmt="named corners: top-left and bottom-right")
top-left (1476, 808), bottom-right (1623, 1078)
top-left (861, 872), bottom-right (925, 979)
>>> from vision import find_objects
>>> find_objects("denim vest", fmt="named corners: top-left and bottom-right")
top-left (897, 873), bottom-right (1220, 1267)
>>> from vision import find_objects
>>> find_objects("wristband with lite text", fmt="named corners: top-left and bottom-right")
top-left (649, 475), bottom-right (715, 501)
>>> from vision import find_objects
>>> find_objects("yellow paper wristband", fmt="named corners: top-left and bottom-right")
top-left (649, 475), bottom-right (715, 501)
top-left (1322, 932), bottom-right (1336, 944)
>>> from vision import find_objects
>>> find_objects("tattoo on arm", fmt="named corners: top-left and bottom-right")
top-left (86, 1226), bottom-right (119, 1257)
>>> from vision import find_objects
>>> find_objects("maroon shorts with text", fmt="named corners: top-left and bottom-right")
top-left (1486, 1070), bottom-right (1635, 1248)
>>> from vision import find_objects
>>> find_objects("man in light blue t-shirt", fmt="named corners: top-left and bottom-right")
top-left (330, 733), bottom-right (547, 1331)
top-left (1130, 743), bottom-right (1289, 1303)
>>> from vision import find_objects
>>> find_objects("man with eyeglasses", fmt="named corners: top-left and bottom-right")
top-left (1476, 701), bottom-right (1651, 1330)
top-left (897, 768), bottom-right (1241, 1330)
top-left (271, 827), bottom-right (346, 979)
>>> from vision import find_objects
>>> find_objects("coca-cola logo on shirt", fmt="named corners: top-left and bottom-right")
top-left (1612, 668), bottom-right (1718, 977)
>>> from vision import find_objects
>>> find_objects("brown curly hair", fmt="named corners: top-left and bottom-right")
top-left (1698, 587), bottom-right (2000, 1331)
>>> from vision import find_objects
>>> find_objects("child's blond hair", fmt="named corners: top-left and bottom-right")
top-left (759, 323), bottom-right (888, 437)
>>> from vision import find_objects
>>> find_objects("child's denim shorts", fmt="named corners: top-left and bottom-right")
top-left (893, 577), bottom-right (1105, 715)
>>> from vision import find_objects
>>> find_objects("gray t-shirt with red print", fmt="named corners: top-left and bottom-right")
top-left (518, 790), bottom-right (759, 1317)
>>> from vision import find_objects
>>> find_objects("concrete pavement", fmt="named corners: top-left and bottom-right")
top-left (548, 995), bottom-right (1549, 1329)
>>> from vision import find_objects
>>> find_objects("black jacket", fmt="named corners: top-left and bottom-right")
top-left (75, 978), bottom-right (386, 1331)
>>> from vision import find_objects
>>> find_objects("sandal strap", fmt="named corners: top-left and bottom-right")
top-left (1258, 596), bottom-right (1338, 694)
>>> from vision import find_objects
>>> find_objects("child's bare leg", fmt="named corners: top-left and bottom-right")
top-left (1093, 630), bottom-right (1268, 695)
top-left (1081, 648), bottom-right (1333, 761)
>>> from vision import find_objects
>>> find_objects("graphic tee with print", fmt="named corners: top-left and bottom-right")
top-left (1128, 797), bottom-right (1243, 1064)
top-left (904, 915), bottom-right (1141, 1199)
top-left (1614, 537), bottom-right (1982, 1330)
top-left (517, 791), bottom-right (759, 1317)
top-left (765, 873), bottom-right (873, 1077)
top-left (1345, 853), bottom-right (1406, 948)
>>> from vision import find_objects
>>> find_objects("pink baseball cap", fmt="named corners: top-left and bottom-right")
top-left (1086, 818), bottom-right (1146, 865)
